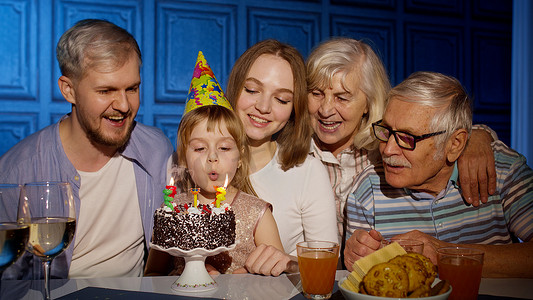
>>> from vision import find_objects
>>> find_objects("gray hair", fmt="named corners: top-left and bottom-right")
top-left (306, 37), bottom-right (391, 150)
top-left (56, 19), bottom-right (141, 81)
top-left (388, 71), bottom-right (473, 153)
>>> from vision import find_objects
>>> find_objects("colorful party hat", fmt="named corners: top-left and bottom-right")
top-left (184, 51), bottom-right (232, 114)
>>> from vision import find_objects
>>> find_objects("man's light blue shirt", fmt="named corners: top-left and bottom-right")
top-left (0, 116), bottom-right (173, 279)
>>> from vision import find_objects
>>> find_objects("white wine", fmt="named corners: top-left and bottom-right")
top-left (0, 223), bottom-right (30, 271)
top-left (27, 217), bottom-right (76, 261)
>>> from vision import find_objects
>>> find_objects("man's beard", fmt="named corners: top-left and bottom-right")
top-left (79, 111), bottom-right (135, 149)
top-left (85, 123), bottom-right (134, 149)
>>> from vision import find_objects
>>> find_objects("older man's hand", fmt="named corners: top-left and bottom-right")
top-left (344, 229), bottom-right (383, 271)
top-left (392, 230), bottom-right (454, 265)
top-left (236, 244), bottom-right (295, 276)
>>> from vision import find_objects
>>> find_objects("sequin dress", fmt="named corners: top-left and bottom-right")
top-left (169, 190), bottom-right (270, 274)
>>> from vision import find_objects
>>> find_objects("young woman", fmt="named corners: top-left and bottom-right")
top-left (225, 40), bottom-right (338, 256)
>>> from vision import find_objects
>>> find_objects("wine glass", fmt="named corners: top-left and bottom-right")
top-left (22, 182), bottom-right (76, 300)
top-left (0, 184), bottom-right (30, 275)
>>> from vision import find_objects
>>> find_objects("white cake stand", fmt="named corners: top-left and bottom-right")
top-left (150, 243), bottom-right (236, 293)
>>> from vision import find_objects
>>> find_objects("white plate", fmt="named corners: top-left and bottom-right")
top-left (338, 276), bottom-right (452, 300)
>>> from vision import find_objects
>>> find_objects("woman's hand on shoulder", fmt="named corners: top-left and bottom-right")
top-left (458, 128), bottom-right (496, 206)
top-left (243, 244), bottom-right (296, 276)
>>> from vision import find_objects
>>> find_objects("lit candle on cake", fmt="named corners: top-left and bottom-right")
top-left (163, 178), bottom-right (177, 209)
top-left (190, 187), bottom-right (200, 208)
top-left (215, 174), bottom-right (229, 208)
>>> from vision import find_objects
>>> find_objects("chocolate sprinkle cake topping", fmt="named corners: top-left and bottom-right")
top-left (152, 203), bottom-right (236, 250)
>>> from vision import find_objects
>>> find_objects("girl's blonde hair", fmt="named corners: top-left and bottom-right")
top-left (174, 105), bottom-right (256, 195)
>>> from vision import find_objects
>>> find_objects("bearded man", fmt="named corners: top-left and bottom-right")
top-left (0, 19), bottom-right (173, 279)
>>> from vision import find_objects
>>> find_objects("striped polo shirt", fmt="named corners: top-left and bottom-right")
top-left (345, 140), bottom-right (533, 244)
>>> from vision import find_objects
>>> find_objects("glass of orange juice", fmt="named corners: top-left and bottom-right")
top-left (297, 241), bottom-right (339, 299)
top-left (437, 247), bottom-right (484, 300)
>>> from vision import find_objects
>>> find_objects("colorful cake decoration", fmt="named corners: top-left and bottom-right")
top-left (184, 51), bottom-right (232, 114)
top-left (163, 178), bottom-right (177, 210)
top-left (191, 187), bottom-right (200, 208)
top-left (214, 174), bottom-right (229, 208)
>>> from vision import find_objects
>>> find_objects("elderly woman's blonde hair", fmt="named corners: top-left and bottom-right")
top-left (307, 37), bottom-right (391, 150)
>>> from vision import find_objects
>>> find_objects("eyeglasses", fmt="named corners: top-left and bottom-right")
top-left (372, 120), bottom-right (446, 150)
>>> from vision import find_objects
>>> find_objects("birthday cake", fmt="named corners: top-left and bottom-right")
top-left (151, 51), bottom-right (236, 251)
top-left (151, 194), bottom-right (236, 250)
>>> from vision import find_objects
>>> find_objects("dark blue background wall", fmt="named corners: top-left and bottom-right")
top-left (0, 0), bottom-right (512, 155)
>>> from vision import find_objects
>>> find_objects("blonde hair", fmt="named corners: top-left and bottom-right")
top-left (226, 39), bottom-right (311, 171)
top-left (175, 105), bottom-right (256, 195)
top-left (307, 37), bottom-right (391, 150)
top-left (56, 19), bottom-right (141, 81)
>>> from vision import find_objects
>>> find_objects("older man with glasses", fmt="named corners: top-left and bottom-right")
top-left (344, 71), bottom-right (533, 278)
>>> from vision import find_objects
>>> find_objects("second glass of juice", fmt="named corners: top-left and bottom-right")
top-left (297, 241), bottom-right (339, 300)
top-left (437, 247), bottom-right (484, 300)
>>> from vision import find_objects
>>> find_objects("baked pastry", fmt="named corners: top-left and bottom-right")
top-left (341, 242), bottom-right (448, 298)
top-left (406, 252), bottom-right (437, 286)
top-left (362, 262), bottom-right (409, 297)
top-left (359, 282), bottom-right (368, 295)
top-left (389, 255), bottom-right (428, 293)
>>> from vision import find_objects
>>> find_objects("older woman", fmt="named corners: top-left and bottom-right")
top-left (226, 39), bottom-right (338, 257)
top-left (307, 37), bottom-right (497, 244)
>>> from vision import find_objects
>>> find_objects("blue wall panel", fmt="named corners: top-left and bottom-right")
top-left (0, 0), bottom-right (514, 156)
top-left (471, 28), bottom-right (512, 144)
top-left (405, 23), bottom-right (464, 81)
top-left (156, 2), bottom-right (236, 104)
top-left (473, 0), bottom-right (512, 19)
top-left (332, 0), bottom-right (395, 9)
top-left (331, 15), bottom-right (395, 83)
top-left (0, 112), bottom-right (37, 153)
top-left (404, 0), bottom-right (463, 15)
top-left (248, 7), bottom-right (320, 58)
top-left (0, 0), bottom-right (36, 100)
top-left (472, 30), bottom-right (512, 110)
top-left (154, 115), bottom-right (180, 150)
